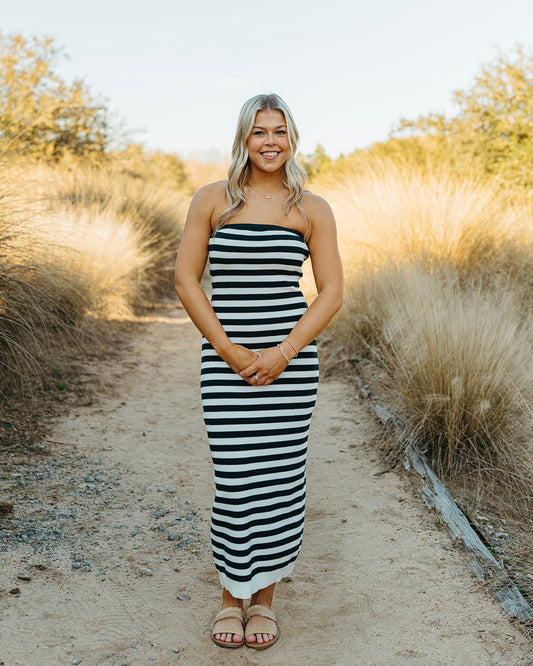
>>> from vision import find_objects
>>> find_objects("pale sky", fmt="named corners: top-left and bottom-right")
top-left (3, 0), bottom-right (533, 159)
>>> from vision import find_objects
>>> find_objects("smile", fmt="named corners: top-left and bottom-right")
top-left (260, 152), bottom-right (280, 159)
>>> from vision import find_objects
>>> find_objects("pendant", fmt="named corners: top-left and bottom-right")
top-left (265, 194), bottom-right (271, 199)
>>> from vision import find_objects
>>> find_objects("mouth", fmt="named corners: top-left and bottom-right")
top-left (260, 151), bottom-right (281, 159)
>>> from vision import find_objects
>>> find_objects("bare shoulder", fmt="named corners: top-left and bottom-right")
top-left (192, 180), bottom-right (227, 205)
top-left (187, 181), bottom-right (228, 227)
top-left (302, 190), bottom-right (336, 231)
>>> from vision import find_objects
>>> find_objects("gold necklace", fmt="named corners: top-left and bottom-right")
top-left (248, 184), bottom-right (286, 201)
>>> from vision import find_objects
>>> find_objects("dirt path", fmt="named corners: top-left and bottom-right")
top-left (1, 304), bottom-right (531, 665)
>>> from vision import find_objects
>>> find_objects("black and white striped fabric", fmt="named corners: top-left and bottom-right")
top-left (200, 223), bottom-right (319, 599)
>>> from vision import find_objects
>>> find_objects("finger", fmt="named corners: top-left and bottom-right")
top-left (239, 362), bottom-right (258, 377)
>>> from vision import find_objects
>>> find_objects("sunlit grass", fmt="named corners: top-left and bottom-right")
top-left (0, 160), bottom-right (187, 397)
top-left (314, 158), bottom-right (533, 514)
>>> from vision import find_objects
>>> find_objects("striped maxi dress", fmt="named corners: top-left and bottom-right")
top-left (200, 222), bottom-right (319, 600)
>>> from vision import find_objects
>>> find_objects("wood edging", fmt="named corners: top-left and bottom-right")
top-left (366, 400), bottom-right (533, 625)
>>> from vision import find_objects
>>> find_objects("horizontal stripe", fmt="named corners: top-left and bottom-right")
top-left (212, 493), bottom-right (305, 518)
top-left (209, 436), bottom-right (309, 454)
top-left (215, 470), bottom-right (306, 494)
top-left (211, 516), bottom-right (304, 545)
top-left (213, 544), bottom-right (301, 572)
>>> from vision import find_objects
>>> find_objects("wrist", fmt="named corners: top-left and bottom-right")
top-left (278, 340), bottom-right (297, 362)
top-left (215, 338), bottom-right (233, 360)
top-left (283, 338), bottom-right (299, 357)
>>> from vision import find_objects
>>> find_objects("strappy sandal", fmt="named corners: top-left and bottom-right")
top-left (244, 604), bottom-right (279, 650)
top-left (211, 606), bottom-right (245, 648)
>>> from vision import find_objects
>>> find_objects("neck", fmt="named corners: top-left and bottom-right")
top-left (248, 166), bottom-right (284, 190)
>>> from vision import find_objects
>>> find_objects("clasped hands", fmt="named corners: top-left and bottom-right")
top-left (226, 343), bottom-right (290, 387)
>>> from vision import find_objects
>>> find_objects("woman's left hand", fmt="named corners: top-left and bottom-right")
top-left (240, 345), bottom-right (289, 386)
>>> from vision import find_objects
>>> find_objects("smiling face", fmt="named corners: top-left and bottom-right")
top-left (246, 109), bottom-right (290, 174)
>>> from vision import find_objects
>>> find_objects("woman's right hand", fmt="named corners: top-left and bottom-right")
top-left (224, 343), bottom-right (259, 380)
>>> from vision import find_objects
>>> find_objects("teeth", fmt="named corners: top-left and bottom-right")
top-left (262, 152), bottom-right (278, 157)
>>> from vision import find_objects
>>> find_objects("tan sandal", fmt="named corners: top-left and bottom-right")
top-left (244, 604), bottom-right (279, 650)
top-left (211, 606), bottom-right (244, 648)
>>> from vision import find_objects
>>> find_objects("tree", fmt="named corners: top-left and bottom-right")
top-left (298, 144), bottom-right (332, 180)
top-left (0, 33), bottom-right (110, 160)
top-left (394, 45), bottom-right (533, 187)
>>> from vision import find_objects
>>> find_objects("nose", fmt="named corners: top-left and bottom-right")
top-left (265, 132), bottom-right (277, 145)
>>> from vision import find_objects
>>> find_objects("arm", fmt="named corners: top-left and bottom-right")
top-left (174, 184), bottom-right (259, 377)
top-left (240, 195), bottom-right (343, 385)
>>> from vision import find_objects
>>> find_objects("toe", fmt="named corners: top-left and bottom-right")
top-left (246, 633), bottom-right (257, 642)
top-left (233, 633), bottom-right (243, 643)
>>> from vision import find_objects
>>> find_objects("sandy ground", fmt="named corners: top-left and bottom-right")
top-left (0, 303), bottom-right (531, 665)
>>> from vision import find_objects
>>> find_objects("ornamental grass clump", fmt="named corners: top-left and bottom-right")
top-left (380, 272), bottom-right (533, 510)
top-left (316, 158), bottom-right (533, 512)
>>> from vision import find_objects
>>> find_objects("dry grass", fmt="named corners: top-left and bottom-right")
top-left (32, 162), bottom-right (189, 285)
top-left (0, 159), bottom-right (188, 403)
top-left (315, 158), bottom-right (533, 516)
top-left (382, 273), bottom-right (533, 507)
top-left (184, 159), bottom-right (228, 190)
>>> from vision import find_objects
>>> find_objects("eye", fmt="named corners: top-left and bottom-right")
top-left (276, 129), bottom-right (286, 135)
top-left (253, 130), bottom-right (264, 136)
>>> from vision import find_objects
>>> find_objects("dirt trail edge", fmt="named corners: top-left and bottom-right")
top-left (1, 304), bottom-right (531, 665)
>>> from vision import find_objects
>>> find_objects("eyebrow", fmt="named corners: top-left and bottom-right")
top-left (252, 124), bottom-right (287, 130)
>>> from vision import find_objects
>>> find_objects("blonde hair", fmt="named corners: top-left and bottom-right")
top-left (215, 93), bottom-right (309, 239)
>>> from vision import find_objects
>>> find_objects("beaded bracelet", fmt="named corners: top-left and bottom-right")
top-left (284, 339), bottom-right (298, 356)
top-left (277, 344), bottom-right (290, 363)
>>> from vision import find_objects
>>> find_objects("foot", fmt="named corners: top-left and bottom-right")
top-left (213, 618), bottom-right (244, 645)
top-left (245, 614), bottom-right (276, 645)
top-left (244, 604), bottom-right (279, 649)
top-left (212, 605), bottom-right (244, 648)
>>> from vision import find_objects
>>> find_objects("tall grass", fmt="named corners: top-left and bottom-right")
top-left (0, 160), bottom-right (188, 402)
top-left (315, 159), bottom-right (533, 514)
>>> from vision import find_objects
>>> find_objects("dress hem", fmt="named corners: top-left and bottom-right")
top-left (217, 560), bottom-right (297, 600)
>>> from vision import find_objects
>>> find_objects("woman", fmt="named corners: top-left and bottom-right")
top-left (175, 93), bottom-right (343, 650)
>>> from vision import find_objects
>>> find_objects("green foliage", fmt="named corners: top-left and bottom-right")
top-left (109, 144), bottom-right (189, 189)
top-left (394, 45), bottom-right (533, 188)
top-left (0, 32), bottom-right (110, 160)
top-left (298, 144), bottom-right (332, 180)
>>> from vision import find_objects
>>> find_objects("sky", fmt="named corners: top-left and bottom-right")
top-left (2, 0), bottom-right (533, 160)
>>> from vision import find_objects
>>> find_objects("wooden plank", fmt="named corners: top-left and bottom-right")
top-left (368, 402), bottom-right (533, 625)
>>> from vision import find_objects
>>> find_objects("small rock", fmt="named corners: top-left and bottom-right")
top-left (163, 556), bottom-right (170, 561)
top-left (72, 562), bottom-right (81, 569)
top-left (17, 574), bottom-right (32, 581)
top-left (72, 659), bottom-right (82, 665)
top-left (282, 576), bottom-right (292, 582)
top-left (0, 502), bottom-right (14, 514)
top-left (177, 593), bottom-right (191, 602)
top-left (167, 487), bottom-right (177, 494)
top-left (167, 533), bottom-right (182, 542)
top-left (494, 532), bottom-right (508, 538)
top-left (83, 476), bottom-right (95, 483)
top-left (9, 587), bottom-right (21, 595)
top-left (95, 476), bottom-right (105, 483)
top-left (139, 567), bottom-right (153, 576)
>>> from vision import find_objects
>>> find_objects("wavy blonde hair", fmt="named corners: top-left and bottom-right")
top-left (215, 93), bottom-right (309, 239)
